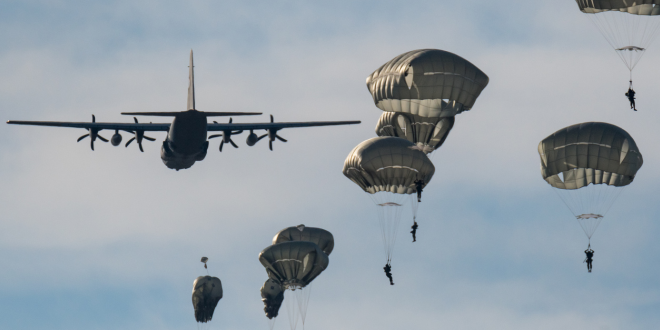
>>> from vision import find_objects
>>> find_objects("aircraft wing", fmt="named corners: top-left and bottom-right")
top-left (7, 119), bottom-right (361, 131)
top-left (207, 120), bottom-right (361, 131)
top-left (6, 120), bottom-right (170, 131)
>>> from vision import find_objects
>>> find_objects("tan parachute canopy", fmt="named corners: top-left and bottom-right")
top-left (272, 225), bottom-right (334, 256)
top-left (375, 112), bottom-right (454, 154)
top-left (343, 137), bottom-right (435, 194)
top-left (191, 276), bottom-right (223, 323)
top-left (366, 49), bottom-right (489, 118)
top-left (259, 241), bottom-right (329, 290)
top-left (576, 0), bottom-right (660, 14)
top-left (538, 122), bottom-right (643, 190)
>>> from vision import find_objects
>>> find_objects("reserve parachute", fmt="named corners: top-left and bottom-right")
top-left (343, 137), bottom-right (434, 275)
top-left (538, 122), bottom-right (643, 243)
top-left (576, 0), bottom-right (660, 80)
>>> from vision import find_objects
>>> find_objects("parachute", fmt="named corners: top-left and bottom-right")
top-left (259, 241), bottom-right (329, 330)
top-left (375, 111), bottom-right (455, 154)
top-left (343, 137), bottom-right (434, 264)
top-left (576, 0), bottom-right (660, 80)
top-left (538, 122), bottom-right (643, 241)
top-left (366, 49), bottom-right (489, 118)
top-left (270, 225), bottom-right (334, 328)
top-left (343, 137), bottom-right (435, 195)
top-left (272, 225), bottom-right (335, 256)
top-left (191, 276), bottom-right (223, 324)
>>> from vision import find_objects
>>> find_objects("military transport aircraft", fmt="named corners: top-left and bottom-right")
top-left (7, 51), bottom-right (360, 170)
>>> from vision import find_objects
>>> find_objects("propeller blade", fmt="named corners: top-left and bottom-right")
top-left (90, 140), bottom-right (95, 151)
top-left (138, 142), bottom-right (144, 152)
top-left (269, 140), bottom-right (273, 151)
top-left (77, 134), bottom-right (89, 142)
top-left (229, 117), bottom-right (233, 124)
top-left (219, 140), bottom-right (224, 152)
top-left (275, 135), bottom-right (287, 143)
top-left (97, 135), bottom-right (109, 142)
top-left (229, 139), bottom-right (238, 148)
top-left (257, 134), bottom-right (268, 142)
top-left (133, 117), bottom-right (138, 123)
top-left (208, 134), bottom-right (222, 139)
top-left (144, 136), bottom-right (156, 141)
top-left (231, 130), bottom-right (243, 134)
top-left (125, 137), bottom-right (135, 147)
top-left (270, 114), bottom-right (274, 123)
top-left (92, 115), bottom-right (96, 123)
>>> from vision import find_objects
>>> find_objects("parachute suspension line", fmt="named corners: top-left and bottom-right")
top-left (369, 192), bottom-right (407, 263)
top-left (587, 12), bottom-right (660, 72)
top-left (602, 186), bottom-right (626, 216)
top-left (295, 284), bottom-right (313, 329)
top-left (553, 187), bottom-right (578, 217)
top-left (267, 318), bottom-right (276, 330)
top-left (285, 289), bottom-right (300, 330)
top-left (553, 181), bottom-right (626, 239)
top-left (409, 194), bottom-right (419, 223)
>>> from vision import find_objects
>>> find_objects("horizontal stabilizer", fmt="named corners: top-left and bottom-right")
top-left (121, 111), bottom-right (262, 117)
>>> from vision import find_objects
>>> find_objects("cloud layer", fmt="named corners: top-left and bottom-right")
top-left (1, 1), bottom-right (659, 329)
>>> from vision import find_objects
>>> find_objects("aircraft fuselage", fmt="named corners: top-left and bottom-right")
top-left (161, 110), bottom-right (209, 170)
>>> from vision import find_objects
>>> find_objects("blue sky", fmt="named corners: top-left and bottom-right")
top-left (1, 1), bottom-right (659, 329)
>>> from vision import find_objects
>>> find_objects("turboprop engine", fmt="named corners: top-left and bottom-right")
top-left (111, 130), bottom-right (122, 146)
top-left (246, 130), bottom-right (258, 146)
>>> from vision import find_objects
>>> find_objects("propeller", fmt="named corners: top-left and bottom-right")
top-left (208, 118), bottom-right (243, 152)
top-left (77, 115), bottom-right (108, 151)
top-left (125, 117), bottom-right (155, 152)
top-left (258, 115), bottom-right (287, 151)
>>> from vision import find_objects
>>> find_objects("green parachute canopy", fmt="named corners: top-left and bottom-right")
top-left (375, 111), bottom-right (454, 154)
top-left (259, 241), bottom-right (329, 290)
top-left (539, 122), bottom-right (643, 240)
top-left (343, 137), bottom-right (435, 195)
top-left (539, 122), bottom-right (643, 190)
top-left (366, 49), bottom-right (489, 118)
top-left (191, 276), bottom-right (223, 323)
top-left (272, 225), bottom-right (334, 256)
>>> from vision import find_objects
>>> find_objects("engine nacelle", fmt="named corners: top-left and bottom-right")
top-left (111, 132), bottom-right (122, 146)
top-left (246, 132), bottom-right (258, 146)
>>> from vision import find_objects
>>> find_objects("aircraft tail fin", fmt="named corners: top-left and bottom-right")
top-left (188, 49), bottom-right (195, 110)
top-left (120, 51), bottom-right (262, 117)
